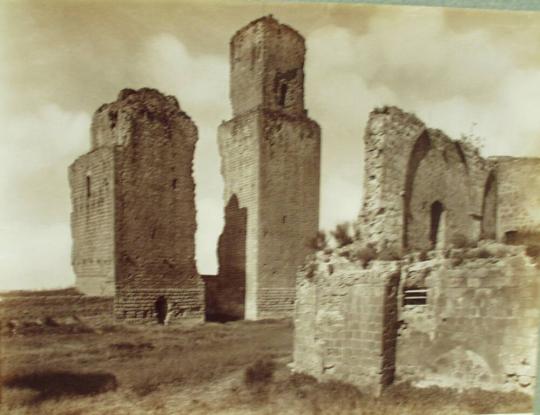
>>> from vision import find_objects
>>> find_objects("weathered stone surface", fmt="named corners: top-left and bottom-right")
top-left (294, 242), bottom-right (539, 395)
top-left (69, 88), bottom-right (204, 324)
top-left (294, 108), bottom-right (540, 395)
top-left (210, 16), bottom-right (321, 320)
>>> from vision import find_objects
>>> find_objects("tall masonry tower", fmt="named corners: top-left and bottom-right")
top-left (69, 88), bottom-right (204, 324)
top-left (215, 16), bottom-right (321, 320)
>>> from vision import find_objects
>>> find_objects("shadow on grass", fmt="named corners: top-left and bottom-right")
top-left (3, 370), bottom-right (118, 402)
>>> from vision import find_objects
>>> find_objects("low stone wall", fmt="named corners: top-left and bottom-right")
top-left (293, 242), bottom-right (540, 395)
top-left (0, 295), bottom-right (113, 322)
top-left (115, 287), bottom-right (204, 325)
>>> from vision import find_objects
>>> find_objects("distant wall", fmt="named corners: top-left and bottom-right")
top-left (494, 157), bottom-right (540, 241)
top-left (69, 146), bottom-right (115, 296)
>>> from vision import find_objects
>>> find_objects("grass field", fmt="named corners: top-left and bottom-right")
top-left (0, 290), bottom-right (533, 415)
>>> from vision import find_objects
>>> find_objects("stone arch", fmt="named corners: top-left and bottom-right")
top-left (403, 130), bottom-right (431, 249)
top-left (155, 296), bottom-right (168, 325)
top-left (481, 172), bottom-right (497, 240)
top-left (430, 201), bottom-right (446, 248)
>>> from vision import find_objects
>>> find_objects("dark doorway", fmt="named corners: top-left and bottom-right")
top-left (430, 201), bottom-right (445, 248)
top-left (155, 296), bottom-right (167, 325)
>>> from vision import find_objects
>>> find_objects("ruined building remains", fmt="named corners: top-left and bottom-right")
top-left (205, 16), bottom-right (321, 320)
top-left (69, 88), bottom-right (204, 324)
top-left (293, 106), bottom-right (540, 395)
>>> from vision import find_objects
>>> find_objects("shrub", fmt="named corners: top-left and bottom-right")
top-left (308, 230), bottom-right (328, 250)
top-left (244, 358), bottom-right (276, 387)
top-left (304, 262), bottom-right (317, 280)
top-left (355, 244), bottom-right (377, 268)
top-left (331, 222), bottom-right (354, 248)
top-left (449, 233), bottom-right (468, 249)
top-left (477, 248), bottom-right (491, 259)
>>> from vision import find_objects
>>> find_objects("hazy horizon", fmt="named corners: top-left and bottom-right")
top-left (2, 0), bottom-right (540, 291)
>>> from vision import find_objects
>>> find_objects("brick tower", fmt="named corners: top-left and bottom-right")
top-left (69, 88), bottom-right (204, 324)
top-left (215, 16), bottom-right (321, 320)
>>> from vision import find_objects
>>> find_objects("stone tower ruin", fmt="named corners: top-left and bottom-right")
top-left (69, 88), bottom-right (204, 323)
top-left (211, 16), bottom-right (321, 320)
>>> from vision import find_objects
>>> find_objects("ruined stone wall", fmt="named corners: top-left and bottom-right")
top-left (111, 89), bottom-right (203, 324)
top-left (216, 16), bottom-right (320, 320)
top-left (359, 107), bottom-right (493, 256)
top-left (397, 244), bottom-right (539, 394)
top-left (493, 157), bottom-right (540, 241)
top-left (294, 243), bottom-right (539, 395)
top-left (294, 247), bottom-right (400, 395)
top-left (69, 146), bottom-right (115, 296)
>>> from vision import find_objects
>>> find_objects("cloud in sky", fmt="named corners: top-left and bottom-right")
top-left (1, 2), bottom-right (540, 290)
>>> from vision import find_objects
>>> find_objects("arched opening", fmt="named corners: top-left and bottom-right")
top-left (154, 296), bottom-right (168, 325)
top-left (403, 131), bottom-right (431, 249)
top-left (86, 175), bottom-right (91, 198)
top-left (430, 201), bottom-right (445, 249)
top-left (481, 172), bottom-right (497, 240)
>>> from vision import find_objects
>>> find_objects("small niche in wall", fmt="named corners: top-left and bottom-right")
top-left (403, 288), bottom-right (427, 306)
top-left (86, 175), bottom-right (91, 198)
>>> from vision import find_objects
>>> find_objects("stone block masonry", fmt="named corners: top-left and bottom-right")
top-left (293, 107), bottom-right (540, 395)
top-left (69, 88), bottom-right (204, 324)
top-left (212, 15), bottom-right (321, 320)
top-left (294, 241), bottom-right (540, 396)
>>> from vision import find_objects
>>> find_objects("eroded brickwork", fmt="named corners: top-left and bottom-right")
top-left (214, 16), bottom-right (321, 320)
top-left (294, 108), bottom-right (540, 395)
top-left (70, 88), bottom-right (204, 323)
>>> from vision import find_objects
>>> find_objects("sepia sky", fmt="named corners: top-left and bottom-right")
top-left (1, 0), bottom-right (540, 290)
